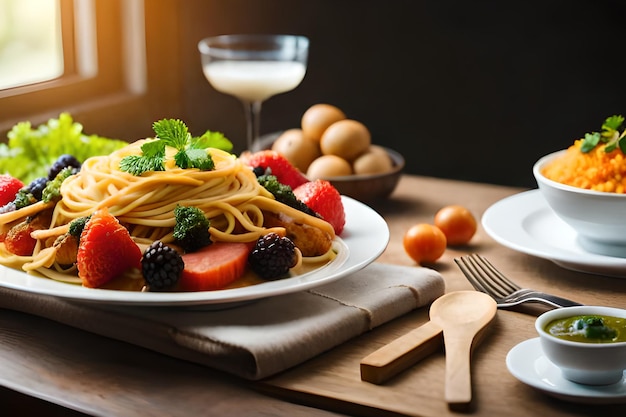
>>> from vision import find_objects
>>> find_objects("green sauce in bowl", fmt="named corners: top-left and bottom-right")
top-left (545, 315), bottom-right (626, 343)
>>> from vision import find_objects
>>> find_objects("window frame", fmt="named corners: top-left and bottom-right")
top-left (0, 0), bottom-right (182, 142)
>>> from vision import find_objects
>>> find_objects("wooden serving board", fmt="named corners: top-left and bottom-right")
top-left (255, 308), bottom-right (602, 417)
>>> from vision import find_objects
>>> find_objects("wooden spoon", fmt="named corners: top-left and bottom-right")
top-left (433, 291), bottom-right (497, 410)
top-left (360, 291), bottom-right (497, 410)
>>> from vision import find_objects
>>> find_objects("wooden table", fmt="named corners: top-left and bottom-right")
top-left (1, 175), bottom-right (625, 416)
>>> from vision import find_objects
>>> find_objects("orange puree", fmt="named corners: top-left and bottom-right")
top-left (542, 139), bottom-right (626, 193)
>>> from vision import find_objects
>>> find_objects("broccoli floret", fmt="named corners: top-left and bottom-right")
top-left (13, 189), bottom-right (37, 209)
top-left (42, 167), bottom-right (76, 203)
top-left (173, 205), bottom-right (212, 252)
top-left (69, 215), bottom-right (91, 238)
top-left (257, 174), bottom-right (318, 217)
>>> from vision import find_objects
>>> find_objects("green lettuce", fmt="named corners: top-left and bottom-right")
top-left (0, 112), bottom-right (128, 183)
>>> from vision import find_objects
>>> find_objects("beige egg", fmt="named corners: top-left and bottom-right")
top-left (353, 147), bottom-right (394, 175)
top-left (320, 119), bottom-right (371, 162)
top-left (271, 128), bottom-right (321, 172)
top-left (369, 144), bottom-right (390, 157)
top-left (306, 154), bottom-right (352, 179)
top-left (301, 104), bottom-right (347, 142)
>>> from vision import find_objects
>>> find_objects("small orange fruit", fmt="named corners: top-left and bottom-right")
top-left (403, 223), bottom-right (447, 264)
top-left (434, 205), bottom-right (477, 246)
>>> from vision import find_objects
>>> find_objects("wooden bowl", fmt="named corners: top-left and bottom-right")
top-left (254, 133), bottom-right (405, 202)
top-left (322, 147), bottom-right (404, 202)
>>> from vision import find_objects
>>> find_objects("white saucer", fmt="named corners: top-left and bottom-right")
top-left (482, 190), bottom-right (626, 278)
top-left (506, 338), bottom-right (626, 404)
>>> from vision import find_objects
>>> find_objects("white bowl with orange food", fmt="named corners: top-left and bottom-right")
top-left (533, 121), bottom-right (626, 257)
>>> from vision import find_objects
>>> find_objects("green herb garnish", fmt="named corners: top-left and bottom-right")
top-left (119, 119), bottom-right (233, 175)
top-left (571, 316), bottom-right (618, 340)
top-left (580, 115), bottom-right (626, 153)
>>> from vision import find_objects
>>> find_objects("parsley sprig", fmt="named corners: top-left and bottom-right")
top-left (580, 115), bottom-right (626, 153)
top-left (119, 119), bottom-right (233, 175)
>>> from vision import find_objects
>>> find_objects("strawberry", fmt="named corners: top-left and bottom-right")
top-left (76, 207), bottom-right (142, 288)
top-left (240, 150), bottom-right (309, 190)
top-left (293, 179), bottom-right (345, 235)
top-left (0, 174), bottom-right (24, 206)
top-left (4, 210), bottom-right (53, 255)
top-left (4, 220), bottom-right (37, 256)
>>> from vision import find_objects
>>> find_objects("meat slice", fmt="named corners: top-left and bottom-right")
top-left (263, 212), bottom-right (333, 257)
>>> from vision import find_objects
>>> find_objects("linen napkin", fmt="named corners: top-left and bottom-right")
top-left (0, 262), bottom-right (444, 380)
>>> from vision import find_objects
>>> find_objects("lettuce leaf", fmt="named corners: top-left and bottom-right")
top-left (0, 113), bottom-right (128, 183)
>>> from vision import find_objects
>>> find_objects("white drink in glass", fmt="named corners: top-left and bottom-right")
top-left (198, 34), bottom-right (309, 151)
top-left (203, 61), bottom-right (306, 102)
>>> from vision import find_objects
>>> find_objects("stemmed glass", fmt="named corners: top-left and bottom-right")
top-left (198, 34), bottom-right (309, 151)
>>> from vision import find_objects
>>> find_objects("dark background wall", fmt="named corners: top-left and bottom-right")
top-left (177, 0), bottom-right (625, 188)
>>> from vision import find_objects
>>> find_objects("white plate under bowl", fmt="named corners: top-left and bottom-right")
top-left (0, 196), bottom-right (388, 307)
top-left (482, 190), bottom-right (626, 278)
top-left (506, 338), bottom-right (626, 404)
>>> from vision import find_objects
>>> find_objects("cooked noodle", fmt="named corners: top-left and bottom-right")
top-left (0, 140), bottom-right (336, 285)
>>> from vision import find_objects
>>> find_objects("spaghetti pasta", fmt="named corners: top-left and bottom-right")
top-left (0, 139), bottom-right (337, 287)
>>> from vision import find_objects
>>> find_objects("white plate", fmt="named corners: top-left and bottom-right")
top-left (482, 190), bottom-right (626, 278)
top-left (0, 196), bottom-right (388, 307)
top-left (506, 338), bottom-right (626, 404)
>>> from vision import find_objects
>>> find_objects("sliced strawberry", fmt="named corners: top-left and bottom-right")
top-left (0, 174), bottom-right (24, 206)
top-left (178, 242), bottom-right (250, 291)
top-left (76, 208), bottom-right (142, 288)
top-left (293, 179), bottom-right (345, 235)
top-left (240, 150), bottom-right (309, 190)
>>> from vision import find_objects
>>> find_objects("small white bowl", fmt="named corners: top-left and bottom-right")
top-left (535, 305), bottom-right (626, 385)
top-left (533, 150), bottom-right (626, 257)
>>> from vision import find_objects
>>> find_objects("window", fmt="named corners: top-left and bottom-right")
top-left (0, 0), bottom-right (64, 89)
top-left (0, 0), bottom-right (167, 141)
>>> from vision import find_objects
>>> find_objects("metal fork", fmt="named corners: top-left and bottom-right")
top-left (454, 253), bottom-right (583, 309)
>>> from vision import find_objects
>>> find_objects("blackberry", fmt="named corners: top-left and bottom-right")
top-left (248, 232), bottom-right (297, 280)
top-left (141, 241), bottom-right (185, 291)
top-left (252, 166), bottom-right (268, 177)
top-left (27, 177), bottom-right (48, 200)
top-left (48, 154), bottom-right (81, 180)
